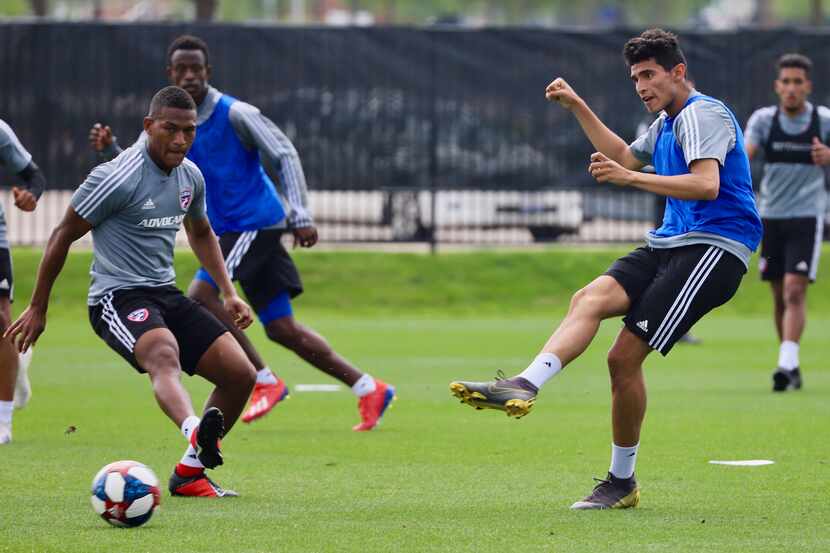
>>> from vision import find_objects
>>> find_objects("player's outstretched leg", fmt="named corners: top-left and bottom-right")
top-left (264, 314), bottom-right (396, 431)
top-left (189, 278), bottom-right (290, 424)
top-left (450, 276), bottom-right (630, 418)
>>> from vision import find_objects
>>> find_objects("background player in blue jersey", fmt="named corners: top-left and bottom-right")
top-left (89, 35), bottom-right (395, 431)
top-left (0, 119), bottom-right (46, 444)
top-left (450, 29), bottom-right (762, 509)
top-left (744, 54), bottom-right (829, 392)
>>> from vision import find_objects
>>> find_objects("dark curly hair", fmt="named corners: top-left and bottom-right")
top-left (623, 28), bottom-right (686, 71)
top-left (777, 53), bottom-right (812, 78)
top-left (167, 34), bottom-right (210, 65)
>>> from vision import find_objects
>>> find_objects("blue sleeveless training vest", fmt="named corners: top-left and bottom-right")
top-left (186, 94), bottom-right (285, 235)
top-left (651, 94), bottom-right (762, 252)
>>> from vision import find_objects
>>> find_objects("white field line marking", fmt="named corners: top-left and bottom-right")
top-left (708, 460), bottom-right (775, 466)
top-left (294, 384), bottom-right (343, 393)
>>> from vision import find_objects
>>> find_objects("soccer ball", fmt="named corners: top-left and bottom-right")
top-left (90, 460), bottom-right (161, 528)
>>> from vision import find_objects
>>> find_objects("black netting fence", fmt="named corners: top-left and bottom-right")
top-left (2, 23), bottom-right (829, 245)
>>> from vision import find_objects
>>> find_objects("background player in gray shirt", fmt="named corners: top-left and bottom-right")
top-left (6, 87), bottom-right (257, 497)
top-left (744, 54), bottom-right (830, 391)
top-left (0, 118), bottom-right (47, 444)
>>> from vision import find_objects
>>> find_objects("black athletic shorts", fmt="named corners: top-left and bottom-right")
top-left (194, 228), bottom-right (303, 313)
top-left (88, 285), bottom-right (228, 375)
top-left (0, 248), bottom-right (12, 301)
top-left (606, 244), bottom-right (746, 355)
top-left (759, 217), bottom-right (823, 282)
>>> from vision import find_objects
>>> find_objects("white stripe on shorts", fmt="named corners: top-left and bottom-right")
top-left (653, 249), bottom-right (723, 352)
top-left (100, 293), bottom-right (136, 353)
top-left (225, 230), bottom-right (258, 279)
top-left (809, 216), bottom-right (823, 281)
top-left (649, 246), bottom-right (721, 351)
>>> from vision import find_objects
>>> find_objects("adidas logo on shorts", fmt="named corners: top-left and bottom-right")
top-left (796, 260), bottom-right (809, 272)
top-left (636, 320), bottom-right (648, 332)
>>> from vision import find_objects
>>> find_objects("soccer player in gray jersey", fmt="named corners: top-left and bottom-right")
top-left (744, 54), bottom-right (830, 391)
top-left (7, 87), bottom-right (257, 497)
top-left (89, 35), bottom-right (395, 431)
top-left (0, 118), bottom-right (47, 444)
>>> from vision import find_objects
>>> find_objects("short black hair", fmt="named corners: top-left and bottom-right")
top-left (777, 53), bottom-right (812, 78)
top-left (148, 85), bottom-right (196, 116)
top-left (167, 34), bottom-right (210, 65)
top-left (623, 28), bottom-right (687, 71)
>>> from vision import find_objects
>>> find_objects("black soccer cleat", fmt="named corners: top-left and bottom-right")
top-left (194, 407), bottom-right (225, 469)
top-left (772, 367), bottom-right (802, 392)
top-left (570, 472), bottom-right (640, 510)
top-left (449, 370), bottom-right (537, 419)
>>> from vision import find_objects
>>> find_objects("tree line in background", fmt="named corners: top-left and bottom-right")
top-left (4, 0), bottom-right (828, 27)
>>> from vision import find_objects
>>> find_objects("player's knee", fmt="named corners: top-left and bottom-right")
top-left (235, 361), bottom-right (256, 394)
top-left (265, 318), bottom-right (298, 346)
top-left (607, 348), bottom-right (640, 383)
top-left (783, 286), bottom-right (806, 307)
top-left (142, 344), bottom-right (181, 376)
top-left (569, 286), bottom-right (604, 317)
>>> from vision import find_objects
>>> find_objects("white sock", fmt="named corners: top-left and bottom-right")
top-left (256, 367), bottom-right (278, 385)
top-left (0, 401), bottom-right (12, 424)
top-left (180, 415), bottom-right (200, 441)
top-left (609, 442), bottom-right (639, 479)
top-left (179, 415), bottom-right (204, 469)
top-left (517, 353), bottom-right (562, 389)
top-left (179, 444), bottom-right (204, 469)
top-left (351, 374), bottom-right (377, 397)
top-left (778, 341), bottom-right (799, 371)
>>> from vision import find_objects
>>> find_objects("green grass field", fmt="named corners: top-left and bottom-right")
top-left (2, 247), bottom-right (828, 553)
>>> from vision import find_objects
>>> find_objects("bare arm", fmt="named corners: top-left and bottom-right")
top-left (4, 207), bottom-right (92, 352)
top-left (183, 215), bottom-right (253, 329)
top-left (546, 77), bottom-right (645, 171)
top-left (588, 153), bottom-right (720, 201)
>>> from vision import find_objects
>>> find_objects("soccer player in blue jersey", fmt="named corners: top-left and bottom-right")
top-left (450, 29), bottom-right (762, 509)
top-left (90, 35), bottom-right (395, 431)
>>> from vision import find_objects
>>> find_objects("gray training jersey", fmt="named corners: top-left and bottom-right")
top-left (0, 119), bottom-right (34, 248)
top-left (744, 102), bottom-right (830, 219)
top-left (71, 143), bottom-right (207, 305)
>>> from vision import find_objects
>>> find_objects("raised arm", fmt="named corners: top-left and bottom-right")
top-left (88, 123), bottom-right (125, 161)
top-left (229, 104), bottom-right (318, 247)
top-left (4, 207), bottom-right (92, 352)
top-left (183, 214), bottom-right (253, 330)
top-left (546, 77), bottom-right (645, 171)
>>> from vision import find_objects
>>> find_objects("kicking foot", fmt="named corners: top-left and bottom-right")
top-left (192, 407), bottom-right (225, 469)
top-left (449, 371), bottom-right (537, 418)
top-left (570, 473), bottom-right (640, 510)
top-left (772, 367), bottom-right (802, 392)
top-left (169, 469), bottom-right (238, 497)
top-left (353, 380), bottom-right (396, 431)
top-left (242, 378), bottom-right (290, 423)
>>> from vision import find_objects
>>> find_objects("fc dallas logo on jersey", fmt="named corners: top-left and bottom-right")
top-left (180, 188), bottom-right (193, 210)
top-left (127, 308), bottom-right (149, 322)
